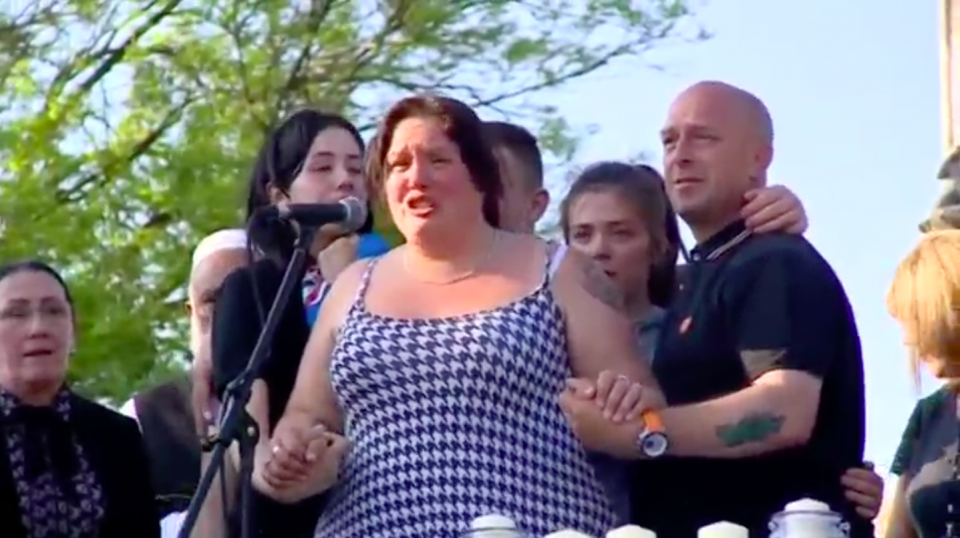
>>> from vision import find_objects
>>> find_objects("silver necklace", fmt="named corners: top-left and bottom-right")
top-left (403, 230), bottom-right (499, 285)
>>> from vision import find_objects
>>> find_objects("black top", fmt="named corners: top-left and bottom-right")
top-left (891, 386), bottom-right (960, 538)
top-left (632, 221), bottom-right (870, 538)
top-left (212, 258), bottom-right (325, 537)
top-left (133, 375), bottom-right (199, 517)
top-left (0, 393), bottom-right (159, 537)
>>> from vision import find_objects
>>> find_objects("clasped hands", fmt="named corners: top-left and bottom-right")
top-left (559, 371), bottom-right (664, 458)
top-left (251, 417), bottom-right (348, 504)
top-left (252, 371), bottom-right (659, 502)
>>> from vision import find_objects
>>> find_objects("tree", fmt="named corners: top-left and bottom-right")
top-left (0, 0), bottom-right (705, 402)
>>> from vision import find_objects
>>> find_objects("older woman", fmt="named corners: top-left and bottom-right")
top-left (0, 260), bottom-right (159, 537)
top-left (252, 95), bottom-right (659, 537)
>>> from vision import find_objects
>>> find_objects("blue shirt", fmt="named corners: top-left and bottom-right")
top-left (303, 233), bottom-right (391, 326)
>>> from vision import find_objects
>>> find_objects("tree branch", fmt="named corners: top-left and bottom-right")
top-left (272, 0), bottom-right (335, 118)
top-left (217, 1), bottom-right (267, 127)
top-left (0, 1), bottom-right (62, 90)
top-left (45, 0), bottom-right (183, 107)
top-left (54, 97), bottom-right (194, 204)
top-left (292, 0), bottom-right (411, 109)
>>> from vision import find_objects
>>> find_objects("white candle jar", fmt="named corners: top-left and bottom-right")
top-left (768, 499), bottom-right (849, 538)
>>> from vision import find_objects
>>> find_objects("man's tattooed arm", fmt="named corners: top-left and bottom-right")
top-left (657, 370), bottom-right (821, 458)
top-left (715, 412), bottom-right (787, 447)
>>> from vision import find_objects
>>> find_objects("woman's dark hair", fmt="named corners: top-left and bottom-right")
top-left (365, 95), bottom-right (502, 227)
top-left (559, 162), bottom-right (682, 308)
top-left (0, 260), bottom-right (74, 309)
top-left (245, 109), bottom-right (374, 263)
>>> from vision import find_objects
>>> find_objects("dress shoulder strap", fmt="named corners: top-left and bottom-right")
top-left (547, 240), bottom-right (567, 279)
top-left (348, 257), bottom-right (380, 311)
top-left (536, 239), bottom-right (567, 290)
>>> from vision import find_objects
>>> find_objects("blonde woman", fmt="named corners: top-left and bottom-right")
top-left (887, 230), bottom-right (960, 538)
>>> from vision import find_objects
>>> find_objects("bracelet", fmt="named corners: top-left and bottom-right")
top-left (199, 434), bottom-right (219, 453)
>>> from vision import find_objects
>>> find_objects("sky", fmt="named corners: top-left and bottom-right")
top-left (539, 0), bottom-right (942, 475)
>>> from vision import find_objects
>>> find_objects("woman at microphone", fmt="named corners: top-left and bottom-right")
top-left (203, 110), bottom-right (387, 537)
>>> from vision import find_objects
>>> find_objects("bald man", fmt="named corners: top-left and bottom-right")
top-left (661, 81), bottom-right (776, 237)
top-left (643, 82), bottom-right (870, 536)
top-left (121, 230), bottom-right (248, 537)
top-left (558, 82), bottom-right (875, 536)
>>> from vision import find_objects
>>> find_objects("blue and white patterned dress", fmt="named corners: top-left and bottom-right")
top-left (315, 248), bottom-right (617, 537)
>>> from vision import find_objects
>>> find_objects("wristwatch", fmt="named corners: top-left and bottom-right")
top-left (635, 409), bottom-right (669, 458)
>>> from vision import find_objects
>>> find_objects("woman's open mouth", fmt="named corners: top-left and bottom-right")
top-left (404, 194), bottom-right (435, 217)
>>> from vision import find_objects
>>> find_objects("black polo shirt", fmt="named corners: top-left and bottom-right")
top-left (637, 221), bottom-right (870, 538)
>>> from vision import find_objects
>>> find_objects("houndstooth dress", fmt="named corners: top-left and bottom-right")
top-left (314, 245), bottom-right (616, 537)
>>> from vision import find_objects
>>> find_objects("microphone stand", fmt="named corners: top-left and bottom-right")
top-left (179, 222), bottom-right (318, 538)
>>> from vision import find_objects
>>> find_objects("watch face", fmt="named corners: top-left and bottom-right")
top-left (641, 432), bottom-right (669, 458)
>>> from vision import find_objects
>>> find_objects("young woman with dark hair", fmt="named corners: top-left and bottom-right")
top-left (243, 112), bottom-right (377, 262)
top-left (558, 162), bottom-right (886, 532)
top-left (194, 110), bottom-right (390, 537)
top-left (241, 110), bottom-right (389, 326)
top-left (0, 260), bottom-right (159, 537)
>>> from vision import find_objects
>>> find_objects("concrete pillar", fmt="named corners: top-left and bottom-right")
top-left (942, 0), bottom-right (960, 155)
top-left (926, 0), bottom-right (960, 231)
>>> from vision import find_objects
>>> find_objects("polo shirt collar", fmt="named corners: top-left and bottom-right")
top-left (690, 219), bottom-right (751, 262)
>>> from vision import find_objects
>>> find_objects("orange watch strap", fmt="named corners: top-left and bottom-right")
top-left (640, 409), bottom-right (664, 433)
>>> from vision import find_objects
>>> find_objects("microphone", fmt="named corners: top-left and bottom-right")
top-left (257, 196), bottom-right (368, 232)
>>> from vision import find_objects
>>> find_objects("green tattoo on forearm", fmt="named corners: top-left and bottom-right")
top-left (715, 412), bottom-right (786, 447)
